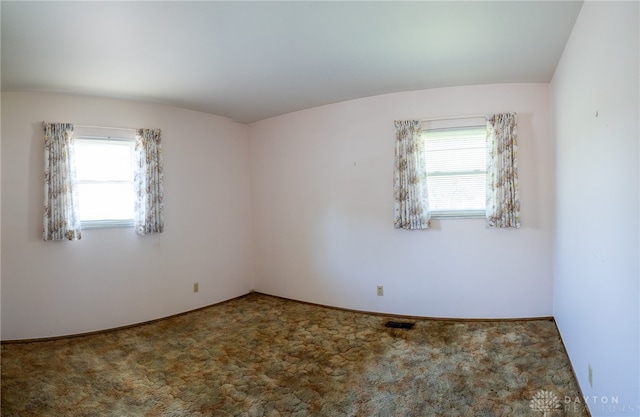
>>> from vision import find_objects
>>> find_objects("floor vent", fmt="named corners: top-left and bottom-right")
top-left (385, 321), bottom-right (415, 330)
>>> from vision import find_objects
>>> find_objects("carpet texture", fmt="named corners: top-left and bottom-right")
top-left (1, 293), bottom-right (588, 416)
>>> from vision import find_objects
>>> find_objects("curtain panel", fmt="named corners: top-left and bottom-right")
top-left (43, 122), bottom-right (82, 241)
top-left (393, 120), bottom-right (431, 230)
top-left (486, 113), bottom-right (521, 228)
top-left (134, 128), bottom-right (164, 235)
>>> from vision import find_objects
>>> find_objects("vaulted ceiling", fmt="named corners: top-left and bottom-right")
top-left (1, 1), bottom-right (583, 123)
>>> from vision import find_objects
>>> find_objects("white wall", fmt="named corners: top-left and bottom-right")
top-left (552, 1), bottom-right (639, 415)
top-left (1, 92), bottom-right (254, 340)
top-left (249, 83), bottom-right (554, 318)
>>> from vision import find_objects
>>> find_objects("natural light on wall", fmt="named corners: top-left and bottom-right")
top-left (75, 138), bottom-right (135, 227)
top-left (422, 126), bottom-right (487, 218)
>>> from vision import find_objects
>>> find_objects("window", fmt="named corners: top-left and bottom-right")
top-left (74, 136), bottom-right (135, 228)
top-left (422, 125), bottom-right (487, 218)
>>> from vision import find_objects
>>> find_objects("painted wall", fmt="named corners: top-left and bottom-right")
top-left (1, 92), bottom-right (254, 340)
top-left (249, 83), bottom-right (554, 318)
top-left (552, 1), bottom-right (639, 415)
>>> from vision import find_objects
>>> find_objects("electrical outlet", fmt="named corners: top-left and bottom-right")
top-left (588, 364), bottom-right (593, 387)
top-left (377, 285), bottom-right (384, 296)
top-left (193, 282), bottom-right (199, 293)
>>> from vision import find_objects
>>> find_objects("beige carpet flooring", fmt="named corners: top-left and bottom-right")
top-left (1, 292), bottom-right (589, 416)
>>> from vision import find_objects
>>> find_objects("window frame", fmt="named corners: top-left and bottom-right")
top-left (422, 123), bottom-right (487, 220)
top-left (74, 135), bottom-right (136, 230)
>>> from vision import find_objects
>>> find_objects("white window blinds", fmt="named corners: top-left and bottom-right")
top-left (423, 126), bottom-right (487, 218)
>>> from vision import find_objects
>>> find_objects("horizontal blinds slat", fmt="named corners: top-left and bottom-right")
top-left (426, 148), bottom-right (486, 172)
top-left (426, 175), bottom-right (485, 211)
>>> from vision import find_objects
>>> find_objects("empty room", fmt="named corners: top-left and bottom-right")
top-left (1, 1), bottom-right (638, 416)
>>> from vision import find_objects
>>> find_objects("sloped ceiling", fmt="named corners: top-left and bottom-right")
top-left (1, 1), bottom-right (583, 123)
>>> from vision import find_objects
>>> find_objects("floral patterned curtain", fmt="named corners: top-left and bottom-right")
top-left (393, 120), bottom-right (431, 229)
top-left (134, 128), bottom-right (164, 235)
top-left (486, 113), bottom-right (520, 228)
top-left (43, 122), bottom-right (82, 241)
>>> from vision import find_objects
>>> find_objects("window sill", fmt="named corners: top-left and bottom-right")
top-left (430, 210), bottom-right (485, 220)
top-left (81, 220), bottom-right (134, 229)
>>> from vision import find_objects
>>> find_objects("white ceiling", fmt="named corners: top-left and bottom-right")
top-left (1, 1), bottom-right (583, 124)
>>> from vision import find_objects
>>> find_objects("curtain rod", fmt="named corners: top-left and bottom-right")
top-left (75, 124), bottom-right (137, 132)
top-left (420, 114), bottom-right (487, 122)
